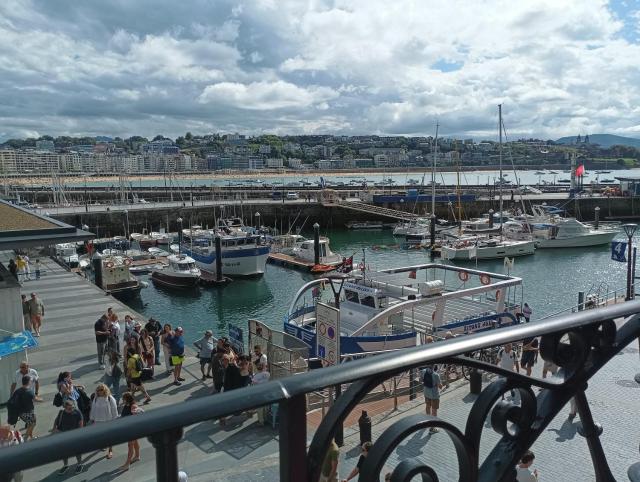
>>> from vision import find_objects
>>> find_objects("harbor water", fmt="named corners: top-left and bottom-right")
top-left (122, 229), bottom-right (631, 343)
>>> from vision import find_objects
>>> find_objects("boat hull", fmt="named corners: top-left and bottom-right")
top-left (109, 285), bottom-right (143, 301)
top-left (181, 246), bottom-right (270, 277)
top-left (535, 231), bottom-right (617, 248)
top-left (151, 271), bottom-right (199, 288)
top-left (441, 240), bottom-right (536, 260)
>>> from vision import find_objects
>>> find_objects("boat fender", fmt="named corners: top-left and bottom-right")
top-left (124, 258), bottom-right (132, 266)
top-left (458, 271), bottom-right (469, 282)
top-left (480, 274), bottom-right (491, 285)
top-left (105, 261), bottom-right (115, 269)
top-left (432, 311), bottom-right (436, 321)
top-left (495, 289), bottom-right (501, 299)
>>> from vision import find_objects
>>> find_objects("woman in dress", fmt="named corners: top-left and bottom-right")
top-left (160, 323), bottom-right (173, 374)
top-left (119, 392), bottom-right (143, 471)
top-left (89, 384), bottom-right (118, 459)
top-left (138, 329), bottom-right (155, 368)
top-left (104, 351), bottom-right (123, 402)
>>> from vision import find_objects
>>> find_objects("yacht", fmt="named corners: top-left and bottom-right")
top-left (151, 254), bottom-right (201, 288)
top-left (393, 217), bottom-right (431, 241)
top-left (284, 263), bottom-right (524, 356)
top-left (270, 234), bottom-right (342, 268)
top-left (440, 237), bottom-right (535, 260)
top-left (180, 228), bottom-right (270, 277)
top-left (531, 218), bottom-right (618, 248)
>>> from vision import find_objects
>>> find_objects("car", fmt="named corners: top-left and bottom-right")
top-left (286, 192), bottom-right (299, 200)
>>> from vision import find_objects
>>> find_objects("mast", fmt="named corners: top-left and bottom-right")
top-left (498, 104), bottom-right (503, 241)
top-left (431, 122), bottom-right (439, 216)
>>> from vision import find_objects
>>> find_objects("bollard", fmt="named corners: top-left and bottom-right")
top-left (488, 209), bottom-right (494, 229)
top-left (594, 206), bottom-right (600, 230)
top-left (469, 368), bottom-right (482, 395)
top-left (358, 410), bottom-right (372, 445)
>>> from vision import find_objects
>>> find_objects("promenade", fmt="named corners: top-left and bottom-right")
top-left (0, 254), bottom-right (638, 481)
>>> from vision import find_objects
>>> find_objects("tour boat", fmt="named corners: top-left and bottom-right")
top-left (151, 254), bottom-right (201, 288)
top-left (284, 263), bottom-right (524, 356)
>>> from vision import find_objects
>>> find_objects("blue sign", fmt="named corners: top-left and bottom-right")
top-left (611, 241), bottom-right (627, 262)
top-left (317, 344), bottom-right (326, 359)
top-left (0, 330), bottom-right (38, 358)
top-left (228, 324), bottom-right (244, 355)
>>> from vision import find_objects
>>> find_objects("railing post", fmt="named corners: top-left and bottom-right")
top-left (279, 394), bottom-right (308, 482)
top-left (148, 427), bottom-right (183, 482)
top-left (335, 384), bottom-right (344, 446)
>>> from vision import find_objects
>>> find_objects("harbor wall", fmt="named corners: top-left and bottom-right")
top-left (49, 196), bottom-right (638, 237)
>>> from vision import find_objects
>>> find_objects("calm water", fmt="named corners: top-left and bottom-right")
top-left (123, 229), bottom-right (632, 343)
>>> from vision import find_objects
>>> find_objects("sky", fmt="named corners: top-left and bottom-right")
top-left (1, 0), bottom-right (640, 141)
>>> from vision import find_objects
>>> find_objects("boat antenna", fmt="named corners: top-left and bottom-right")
top-left (431, 121), bottom-right (439, 216)
top-left (498, 104), bottom-right (503, 242)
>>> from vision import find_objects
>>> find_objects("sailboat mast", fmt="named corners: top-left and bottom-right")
top-left (498, 104), bottom-right (503, 241)
top-left (431, 122), bottom-right (439, 216)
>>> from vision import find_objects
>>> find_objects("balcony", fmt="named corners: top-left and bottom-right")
top-left (1, 300), bottom-right (639, 481)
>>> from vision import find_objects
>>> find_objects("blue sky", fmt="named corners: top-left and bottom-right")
top-left (0, 0), bottom-right (639, 140)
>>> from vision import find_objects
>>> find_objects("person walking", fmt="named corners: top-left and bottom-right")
top-left (422, 365), bottom-right (443, 433)
top-left (219, 354), bottom-right (242, 425)
top-left (520, 337), bottom-right (539, 376)
top-left (89, 383), bottom-right (118, 459)
top-left (211, 339), bottom-right (229, 394)
top-left (126, 347), bottom-right (151, 404)
top-left (497, 343), bottom-right (519, 399)
top-left (20, 295), bottom-right (31, 333)
top-left (342, 442), bottom-right (372, 482)
top-left (118, 392), bottom-right (143, 471)
top-left (95, 314), bottom-right (110, 368)
top-left (320, 439), bottom-right (340, 482)
top-left (27, 292), bottom-right (44, 337)
top-left (138, 329), bottom-right (155, 369)
top-left (167, 327), bottom-right (186, 386)
top-left (8, 258), bottom-right (18, 281)
top-left (104, 351), bottom-right (123, 402)
top-left (10, 361), bottom-right (42, 402)
top-left (34, 259), bottom-right (41, 279)
top-left (161, 323), bottom-right (173, 374)
top-left (193, 330), bottom-right (214, 380)
top-left (0, 424), bottom-right (24, 482)
top-left (123, 315), bottom-right (136, 343)
top-left (516, 450), bottom-right (539, 481)
top-left (10, 376), bottom-right (37, 441)
top-left (53, 400), bottom-right (84, 475)
top-left (16, 256), bottom-right (27, 283)
top-left (144, 317), bottom-right (162, 366)
top-left (23, 254), bottom-right (31, 281)
top-left (522, 303), bottom-right (533, 323)
top-left (251, 362), bottom-right (270, 425)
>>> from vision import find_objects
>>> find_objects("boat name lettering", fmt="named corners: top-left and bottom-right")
top-left (344, 283), bottom-right (379, 294)
top-left (462, 320), bottom-right (495, 332)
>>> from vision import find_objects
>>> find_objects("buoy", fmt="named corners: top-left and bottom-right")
top-left (480, 274), bottom-right (491, 285)
top-left (458, 271), bottom-right (469, 282)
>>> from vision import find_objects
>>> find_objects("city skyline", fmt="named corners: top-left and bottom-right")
top-left (1, 0), bottom-right (640, 141)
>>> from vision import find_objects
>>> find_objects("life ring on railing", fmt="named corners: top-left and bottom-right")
top-left (124, 258), bottom-right (132, 266)
top-left (480, 274), bottom-right (491, 285)
top-left (458, 271), bottom-right (469, 282)
top-left (105, 261), bottom-right (115, 269)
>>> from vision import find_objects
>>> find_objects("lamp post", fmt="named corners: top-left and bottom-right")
top-left (255, 212), bottom-right (261, 231)
top-left (623, 223), bottom-right (637, 300)
top-left (177, 217), bottom-right (183, 256)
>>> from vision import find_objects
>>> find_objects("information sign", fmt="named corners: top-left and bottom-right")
top-left (315, 302), bottom-right (340, 365)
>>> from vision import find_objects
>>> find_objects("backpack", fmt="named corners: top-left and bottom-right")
top-left (423, 367), bottom-right (435, 389)
top-left (134, 355), bottom-right (144, 372)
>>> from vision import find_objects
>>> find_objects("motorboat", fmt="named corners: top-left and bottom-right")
top-left (440, 237), bottom-right (536, 260)
top-left (530, 218), bottom-right (618, 248)
top-left (151, 254), bottom-right (201, 288)
top-left (180, 228), bottom-right (270, 277)
top-left (290, 237), bottom-right (342, 267)
top-left (284, 263), bottom-right (524, 356)
top-left (600, 178), bottom-right (615, 183)
top-left (130, 233), bottom-right (157, 249)
top-left (55, 243), bottom-right (79, 268)
top-left (393, 218), bottom-right (431, 241)
top-left (148, 247), bottom-right (171, 257)
top-left (151, 231), bottom-right (173, 246)
top-left (93, 252), bottom-right (144, 300)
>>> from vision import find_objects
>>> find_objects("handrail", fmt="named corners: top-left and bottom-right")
top-left (1, 300), bottom-right (639, 476)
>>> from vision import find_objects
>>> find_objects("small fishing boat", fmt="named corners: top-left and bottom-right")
top-left (55, 243), bottom-right (79, 268)
top-left (93, 253), bottom-right (144, 300)
top-left (151, 254), bottom-right (201, 288)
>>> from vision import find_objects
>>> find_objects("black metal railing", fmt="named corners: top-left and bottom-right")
top-left (1, 300), bottom-right (639, 481)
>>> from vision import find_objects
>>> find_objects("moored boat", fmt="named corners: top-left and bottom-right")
top-left (151, 254), bottom-right (201, 288)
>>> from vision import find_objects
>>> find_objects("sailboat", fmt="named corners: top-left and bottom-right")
top-left (440, 105), bottom-right (536, 261)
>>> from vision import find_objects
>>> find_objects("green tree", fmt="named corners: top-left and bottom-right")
top-left (185, 132), bottom-right (193, 141)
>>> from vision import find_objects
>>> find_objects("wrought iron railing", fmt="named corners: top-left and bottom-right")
top-left (1, 300), bottom-right (639, 481)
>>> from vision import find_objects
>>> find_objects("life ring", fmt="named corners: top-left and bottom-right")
top-left (124, 258), bottom-right (132, 266)
top-left (480, 274), bottom-right (491, 285)
top-left (458, 271), bottom-right (469, 282)
top-left (105, 261), bottom-right (115, 269)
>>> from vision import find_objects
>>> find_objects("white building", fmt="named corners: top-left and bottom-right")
top-left (265, 158), bottom-right (284, 168)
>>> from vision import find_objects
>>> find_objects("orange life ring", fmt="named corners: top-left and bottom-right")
top-left (480, 274), bottom-right (491, 285)
top-left (124, 258), bottom-right (132, 266)
top-left (458, 271), bottom-right (469, 282)
top-left (105, 261), bottom-right (114, 269)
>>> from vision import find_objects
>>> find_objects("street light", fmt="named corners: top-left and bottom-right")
top-left (177, 217), bottom-right (183, 255)
top-left (623, 223), bottom-right (637, 300)
top-left (255, 212), bottom-right (261, 231)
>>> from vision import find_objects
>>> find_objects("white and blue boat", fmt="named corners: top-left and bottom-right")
top-left (284, 264), bottom-right (524, 357)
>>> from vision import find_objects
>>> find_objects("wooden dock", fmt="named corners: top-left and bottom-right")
top-left (267, 252), bottom-right (338, 273)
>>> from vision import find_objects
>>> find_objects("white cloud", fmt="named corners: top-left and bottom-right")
top-left (198, 80), bottom-right (338, 110)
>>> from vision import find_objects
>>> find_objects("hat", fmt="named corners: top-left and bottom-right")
top-left (134, 321), bottom-right (142, 328)
top-left (176, 326), bottom-right (184, 332)
top-left (205, 330), bottom-right (213, 336)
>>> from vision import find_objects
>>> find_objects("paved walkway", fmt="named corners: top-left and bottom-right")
top-left (1, 253), bottom-right (639, 480)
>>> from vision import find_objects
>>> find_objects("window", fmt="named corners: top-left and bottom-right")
top-left (361, 295), bottom-right (376, 308)
top-left (345, 290), bottom-right (359, 303)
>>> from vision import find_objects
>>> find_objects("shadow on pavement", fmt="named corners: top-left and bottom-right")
top-left (547, 417), bottom-right (578, 442)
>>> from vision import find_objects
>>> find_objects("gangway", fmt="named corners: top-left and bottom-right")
top-left (322, 198), bottom-right (420, 221)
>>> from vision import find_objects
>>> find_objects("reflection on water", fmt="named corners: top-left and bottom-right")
top-left (124, 229), bottom-right (629, 343)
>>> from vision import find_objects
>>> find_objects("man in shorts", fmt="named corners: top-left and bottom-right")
top-left (126, 347), bottom-right (151, 404)
top-left (422, 365), bottom-right (443, 433)
top-left (542, 358), bottom-right (558, 378)
top-left (520, 337), bottom-right (539, 376)
top-left (13, 375), bottom-right (36, 440)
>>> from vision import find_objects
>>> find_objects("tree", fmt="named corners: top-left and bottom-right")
top-left (185, 132), bottom-right (193, 141)
top-left (153, 135), bottom-right (165, 141)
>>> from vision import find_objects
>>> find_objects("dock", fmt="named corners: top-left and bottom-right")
top-left (268, 252), bottom-right (337, 273)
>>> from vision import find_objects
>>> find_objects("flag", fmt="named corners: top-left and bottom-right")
top-left (408, 270), bottom-right (417, 279)
top-left (575, 165), bottom-right (585, 177)
top-left (503, 257), bottom-right (514, 269)
top-left (611, 241), bottom-right (627, 262)
top-left (468, 245), bottom-right (477, 259)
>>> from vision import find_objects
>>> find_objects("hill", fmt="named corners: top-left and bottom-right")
top-left (556, 134), bottom-right (640, 148)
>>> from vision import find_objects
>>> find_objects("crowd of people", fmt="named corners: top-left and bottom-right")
top-left (7, 255), bottom-right (41, 285)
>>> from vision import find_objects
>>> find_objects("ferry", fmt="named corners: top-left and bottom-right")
top-left (284, 264), bottom-right (523, 356)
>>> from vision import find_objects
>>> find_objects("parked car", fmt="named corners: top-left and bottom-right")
top-left (286, 192), bottom-right (299, 200)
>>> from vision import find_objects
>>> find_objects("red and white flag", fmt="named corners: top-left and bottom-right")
top-left (575, 164), bottom-right (585, 177)
top-left (408, 270), bottom-right (417, 279)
